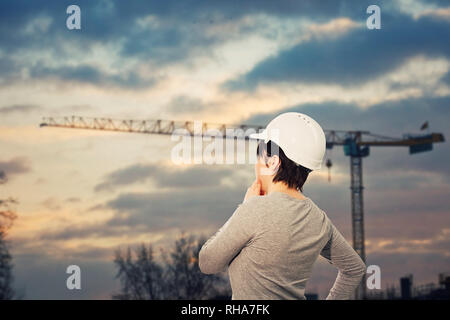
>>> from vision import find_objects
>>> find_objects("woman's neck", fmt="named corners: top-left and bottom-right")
top-left (266, 182), bottom-right (306, 200)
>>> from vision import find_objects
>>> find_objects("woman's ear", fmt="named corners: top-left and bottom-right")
top-left (267, 155), bottom-right (281, 174)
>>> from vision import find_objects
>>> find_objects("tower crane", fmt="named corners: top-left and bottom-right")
top-left (39, 115), bottom-right (445, 299)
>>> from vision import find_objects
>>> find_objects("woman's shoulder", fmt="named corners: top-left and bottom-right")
top-left (238, 195), bottom-right (275, 214)
top-left (240, 195), bottom-right (269, 207)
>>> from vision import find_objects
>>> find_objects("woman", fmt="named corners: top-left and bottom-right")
top-left (199, 112), bottom-right (366, 300)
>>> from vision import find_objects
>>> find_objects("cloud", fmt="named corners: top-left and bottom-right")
top-left (2, 0), bottom-right (448, 95)
top-left (245, 94), bottom-right (449, 133)
top-left (39, 162), bottom-right (249, 242)
top-left (39, 184), bottom-right (247, 242)
top-left (0, 156), bottom-right (32, 179)
top-left (0, 104), bottom-right (95, 121)
top-left (166, 95), bottom-right (214, 114)
top-left (193, 54), bottom-right (449, 124)
top-left (367, 228), bottom-right (450, 256)
top-left (0, 171), bottom-right (6, 184)
top-left (0, 0), bottom-right (421, 91)
top-left (36, 163), bottom-right (249, 243)
top-left (3, 0), bottom-right (325, 87)
top-left (104, 185), bottom-right (245, 230)
top-left (443, 71), bottom-right (450, 85)
top-left (94, 163), bottom-right (156, 192)
top-left (224, 13), bottom-right (450, 90)
top-left (307, 17), bottom-right (361, 39)
top-left (0, 104), bottom-right (41, 115)
top-left (0, 103), bottom-right (95, 116)
top-left (29, 64), bottom-right (157, 89)
top-left (40, 197), bottom-right (62, 211)
top-left (416, 7), bottom-right (450, 21)
top-left (94, 163), bottom-right (235, 192)
top-left (38, 222), bottom-right (120, 242)
top-left (66, 197), bottom-right (81, 203)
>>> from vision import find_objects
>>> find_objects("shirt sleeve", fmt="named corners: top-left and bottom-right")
top-left (320, 220), bottom-right (367, 300)
top-left (198, 199), bottom-right (257, 274)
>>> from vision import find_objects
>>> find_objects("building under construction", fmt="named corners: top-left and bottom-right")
top-left (365, 272), bottom-right (450, 300)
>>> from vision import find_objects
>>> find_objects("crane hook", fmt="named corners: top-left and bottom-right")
top-left (326, 158), bottom-right (332, 182)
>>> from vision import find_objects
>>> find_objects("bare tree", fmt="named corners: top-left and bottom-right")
top-left (0, 170), bottom-right (18, 300)
top-left (113, 232), bottom-right (231, 300)
top-left (113, 244), bottom-right (165, 300)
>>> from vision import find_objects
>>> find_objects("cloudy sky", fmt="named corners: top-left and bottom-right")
top-left (0, 0), bottom-right (449, 299)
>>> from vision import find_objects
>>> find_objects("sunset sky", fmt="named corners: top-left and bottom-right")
top-left (0, 0), bottom-right (449, 299)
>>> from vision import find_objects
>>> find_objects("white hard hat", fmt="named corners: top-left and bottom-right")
top-left (249, 112), bottom-right (326, 170)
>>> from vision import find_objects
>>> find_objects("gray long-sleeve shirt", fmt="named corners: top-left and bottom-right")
top-left (199, 191), bottom-right (366, 300)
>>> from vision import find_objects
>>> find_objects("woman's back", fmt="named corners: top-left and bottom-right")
top-left (228, 192), bottom-right (331, 299)
top-left (199, 192), bottom-right (366, 300)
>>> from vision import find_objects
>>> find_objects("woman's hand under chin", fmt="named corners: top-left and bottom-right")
top-left (244, 179), bottom-right (266, 202)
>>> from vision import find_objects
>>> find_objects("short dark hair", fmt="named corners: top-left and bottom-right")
top-left (256, 140), bottom-right (312, 192)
